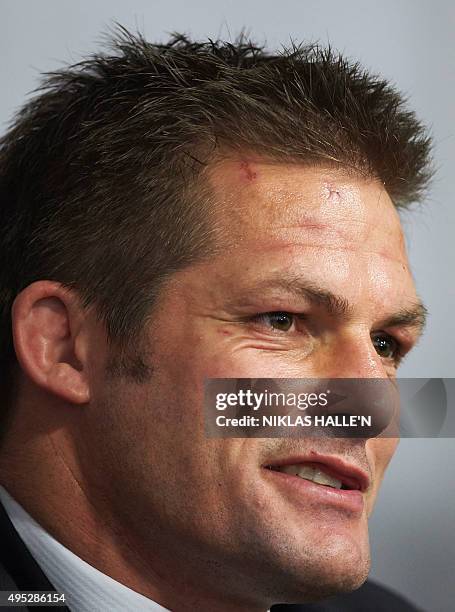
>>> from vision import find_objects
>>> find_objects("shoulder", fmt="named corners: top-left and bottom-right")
top-left (270, 579), bottom-right (422, 611)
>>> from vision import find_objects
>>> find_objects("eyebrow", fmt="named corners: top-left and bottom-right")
top-left (234, 275), bottom-right (428, 333)
top-left (377, 304), bottom-right (428, 333)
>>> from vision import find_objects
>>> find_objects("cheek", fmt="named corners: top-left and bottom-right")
top-left (190, 344), bottom-right (304, 379)
top-left (165, 322), bottom-right (288, 379)
top-left (365, 438), bottom-right (398, 508)
top-left (367, 438), bottom-right (398, 474)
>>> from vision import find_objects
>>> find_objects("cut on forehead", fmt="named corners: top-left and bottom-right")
top-left (205, 156), bottom-right (401, 243)
top-left (206, 154), bottom-right (392, 206)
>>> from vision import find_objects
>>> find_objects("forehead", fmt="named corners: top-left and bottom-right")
top-left (204, 158), bottom-right (415, 311)
top-left (208, 158), bottom-right (405, 256)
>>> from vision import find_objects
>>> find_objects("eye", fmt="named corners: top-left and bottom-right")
top-left (253, 311), bottom-right (295, 332)
top-left (371, 332), bottom-right (400, 360)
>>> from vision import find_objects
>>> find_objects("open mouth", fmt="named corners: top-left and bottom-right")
top-left (262, 455), bottom-right (369, 514)
top-left (263, 456), bottom-right (369, 493)
top-left (267, 463), bottom-right (353, 490)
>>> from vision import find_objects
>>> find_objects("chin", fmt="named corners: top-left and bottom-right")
top-left (306, 555), bottom-right (370, 601)
top-left (268, 561), bottom-right (370, 606)
top-left (250, 529), bottom-right (371, 605)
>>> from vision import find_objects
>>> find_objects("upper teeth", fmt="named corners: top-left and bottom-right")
top-left (276, 465), bottom-right (342, 489)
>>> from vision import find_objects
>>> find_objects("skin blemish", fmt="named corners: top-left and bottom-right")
top-left (321, 182), bottom-right (343, 205)
top-left (239, 161), bottom-right (258, 182)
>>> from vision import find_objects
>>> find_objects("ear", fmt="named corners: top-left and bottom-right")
top-left (12, 281), bottom-right (91, 404)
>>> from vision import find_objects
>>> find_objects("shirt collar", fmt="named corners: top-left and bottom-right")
top-left (0, 485), bottom-right (169, 612)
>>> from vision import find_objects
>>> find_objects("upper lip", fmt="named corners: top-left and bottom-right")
top-left (264, 452), bottom-right (371, 492)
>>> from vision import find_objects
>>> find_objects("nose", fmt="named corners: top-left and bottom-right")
top-left (321, 329), bottom-right (389, 380)
top-left (307, 330), bottom-right (397, 438)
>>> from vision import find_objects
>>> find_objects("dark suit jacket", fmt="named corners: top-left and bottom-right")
top-left (0, 499), bottom-right (422, 611)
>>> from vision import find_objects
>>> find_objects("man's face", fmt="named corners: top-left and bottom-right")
top-left (80, 161), bottom-right (423, 605)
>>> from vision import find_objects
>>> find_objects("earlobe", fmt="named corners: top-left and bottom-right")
top-left (12, 281), bottom-right (90, 405)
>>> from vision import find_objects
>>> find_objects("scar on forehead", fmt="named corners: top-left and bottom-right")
top-left (239, 161), bottom-right (258, 181)
top-left (323, 182), bottom-right (341, 204)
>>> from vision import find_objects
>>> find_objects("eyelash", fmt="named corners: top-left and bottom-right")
top-left (249, 311), bottom-right (306, 332)
top-left (248, 311), bottom-right (404, 363)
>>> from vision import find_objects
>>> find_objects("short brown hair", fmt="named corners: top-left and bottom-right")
top-left (0, 28), bottom-right (433, 401)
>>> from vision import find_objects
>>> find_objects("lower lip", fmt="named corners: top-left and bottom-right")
top-left (263, 468), bottom-right (365, 515)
